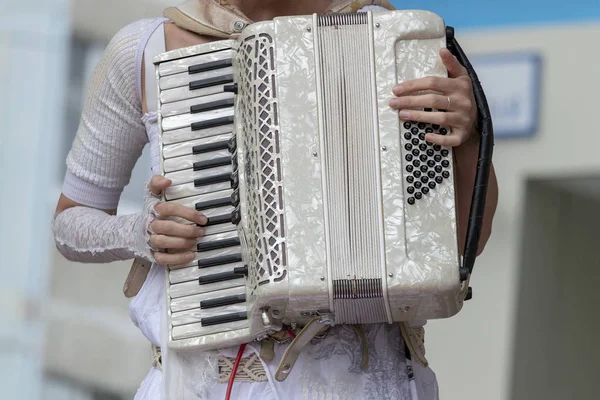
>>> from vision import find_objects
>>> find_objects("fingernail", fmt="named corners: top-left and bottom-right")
top-left (186, 252), bottom-right (195, 261)
top-left (393, 85), bottom-right (403, 94)
top-left (389, 99), bottom-right (399, 108)
top-left (399, 110), bottom-right (411, 119)
top-left (197, 213), bottom-right (208, 225)
top-left (196, 227), bottom-right (205, 238)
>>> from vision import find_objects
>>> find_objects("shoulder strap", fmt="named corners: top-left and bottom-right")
top-left (144, 22), bottom-right (166, 114)
top-left (164, 0), bottom-right (396, 40)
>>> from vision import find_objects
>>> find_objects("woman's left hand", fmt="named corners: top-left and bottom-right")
top-left (389, 48), bottom-right (478, 147)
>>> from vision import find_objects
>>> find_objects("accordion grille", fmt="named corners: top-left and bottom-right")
top-left (317, 18), bottom-right (385, 323)
top-left (237, 33), bottom-right (287, 296)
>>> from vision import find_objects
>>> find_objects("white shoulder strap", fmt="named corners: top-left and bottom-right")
top-left (144, 22), bottom-right (166, 114)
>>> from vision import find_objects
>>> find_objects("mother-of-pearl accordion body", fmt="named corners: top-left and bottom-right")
top-left (154, 10), bottom-right (471, 352)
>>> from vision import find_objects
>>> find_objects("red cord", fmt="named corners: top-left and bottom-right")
top-left (286, 329), bottom-right (296, 339)
top-left (225, 343), bottom-right (246, 400)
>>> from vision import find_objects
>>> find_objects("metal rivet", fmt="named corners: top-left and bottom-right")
top-left (233, 21), bottom-right (245, 32)
top-left (382, 146), bottom-right (387, 151)
top-left (307, 26), bottom-right (312, 32)
top-left (388, 273), bottom-right (393, 277)
top-left (320, 276), bottom-right (325, 281)
top-left (375, 23), bottom-right (381, 28)
top-left (313, 151), bottom-right (318, 157)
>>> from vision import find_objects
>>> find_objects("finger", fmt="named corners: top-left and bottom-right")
top-left (154, 251), bottom-right (195, 266)
top-left (440, 48), bottom-right (468, 78)
top-left (151, 219), bottom-right (205, 239)
top-left (150, 234), bottom-right (197, 250)
top-left (167, 247), bottom-right (197, 254)
top-left (389, 93), bottom-right (451, 111)
top-left (148, 175), bottom-right (172, 196)
top-left (424, 132), bottom-right (464, 147)
top-left (154, 202), bottom-right (208, 225)
top-left (392, 76), bottom-right (455, 96)
top-left (398, 109), bottom-right (464, 127)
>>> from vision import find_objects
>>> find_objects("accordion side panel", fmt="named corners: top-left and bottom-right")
top-left (373, 11), bottom-right (463, 321)
top-left (234, 21), bottom-right (297, 333)
top-left (272, 16), bottom-right (331, 321)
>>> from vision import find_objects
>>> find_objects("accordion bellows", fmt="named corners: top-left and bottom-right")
top-left (155, 10), bottom-right (468, 352)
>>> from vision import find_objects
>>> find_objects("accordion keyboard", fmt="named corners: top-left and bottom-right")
top-left (156, 43), bottom-right (251, 343)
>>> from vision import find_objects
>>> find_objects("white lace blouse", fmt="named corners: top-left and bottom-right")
top-left (62, 11), bottom-right (440, 400)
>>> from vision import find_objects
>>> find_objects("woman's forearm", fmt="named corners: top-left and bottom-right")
top-left (52, 191), bottom-right (160, 264)
top-left (453, 135), bottom-right (499, 256)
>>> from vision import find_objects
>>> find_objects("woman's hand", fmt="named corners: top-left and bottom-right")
top-left (389, 48), bottom-right (478, 147)
top-left (147, 175), bottom-right (206, 265)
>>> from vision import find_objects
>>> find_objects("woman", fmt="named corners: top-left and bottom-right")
top-left (52, 0), bottom-right (499, 399)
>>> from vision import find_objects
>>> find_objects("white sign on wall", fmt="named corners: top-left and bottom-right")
top-left (469, 52), bottom-right (542, 139)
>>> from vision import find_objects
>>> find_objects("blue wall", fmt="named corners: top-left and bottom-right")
top-left (391, 0), bottom-right (600, 29)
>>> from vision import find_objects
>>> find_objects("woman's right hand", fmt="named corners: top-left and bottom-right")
top-left (147, 175), bottom-right (205, 265)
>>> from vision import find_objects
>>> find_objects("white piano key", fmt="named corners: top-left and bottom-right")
top-left (170, 286), bottom-right (246, 313)
top-left (162, 108), bottom-right (234, 132)
top-left (162, 124), bottom-right (232, 146)
top-left (171, 319), bottom-right (248, 341)
top-left (203, 223), bottom-right (237, 236)
top-left (169, 262), bottom-right (245, 284)
top-left (161, 93), bottom-right (235, 118)
top-left (169, 273), bottom-right (245, 298)
top-left (163, 149), bottom-right (231, 173)
top-left (169, 245), bottom-right (242, 270)
top-left (171, 304), bottom-right (247, 327)
top-left (196, 230), bottom-right (239, 247)
top-left (158, 49), bottom-right (233, 77)
top-left (159, 66), bottom-right (234, 90)
top-left (164, 180), bottom-right (232, 201)
top-left (160, 83), bottom-right (230, 104)
top-left (163, 133), bottom-right (232, 159)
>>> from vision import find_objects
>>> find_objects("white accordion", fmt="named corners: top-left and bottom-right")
top-left (154, 10), bottom-right (476, 354)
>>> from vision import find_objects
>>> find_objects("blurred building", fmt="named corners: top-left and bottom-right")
top-left (1, 0), bottom-right (599, 399)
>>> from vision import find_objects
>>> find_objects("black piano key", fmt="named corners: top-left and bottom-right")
top-left (192, 140), bottom-right (229, 155)
top-left (192, 116), bottom-right (234, 131)
top-left (193, 156), bottom-right (232, 171)
top-left (189, 74), bottom-right (234, 91)
top-left (231, 189), bottom-right (240, 207)
top-left (233, 265), bottom-right (249, 276)
top-left (188, 59), bottom-right (233, 75)
top-left (205, 214), bottom-right (233, 227)
top-left (197, 237), bottom-right (240, 252)
top-left (200, 294), bottom-right (246, 309)
top-left (199, 271), bottom-right (244, 285)
top-left (201, 311), bottom-right (248, 327)
top-left (232, 207), bottom-right (241, 225)
top-left (198, 254), bottom-right (243, 268)
top-left (228, 136), bottom-right (237, 153)
top-left (231, 154), bottom-right (238, 171)
top-left (194, 173), bottom-right (231, 188)
top-left (195, 197), bottom-right (232, 211)
top-left (230, 172), bottom-right (239, 189)
top-left (190, 98), bottom-right (235, 114)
